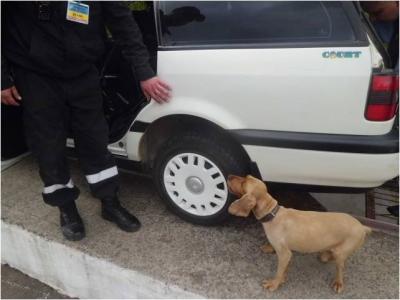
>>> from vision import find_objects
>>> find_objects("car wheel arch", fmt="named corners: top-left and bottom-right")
top-left (137, 114), bottom-right (252, 171)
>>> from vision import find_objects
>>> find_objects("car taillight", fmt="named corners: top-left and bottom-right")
top-left (365, 74), bottom-right (399, 121)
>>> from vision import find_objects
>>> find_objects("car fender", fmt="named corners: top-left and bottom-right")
top-left (135, 97), bottom-right (245, 129)
top-left (125, 97), bottom-right (245, 161)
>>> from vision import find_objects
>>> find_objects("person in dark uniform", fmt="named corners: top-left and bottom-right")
top-left (1, 2), bottom-right (171, 241)
top-left (361, 1), bottom-right (399, 69)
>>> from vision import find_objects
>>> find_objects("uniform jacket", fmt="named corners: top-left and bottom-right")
top-left (1, 1), bottom-right (155, 89)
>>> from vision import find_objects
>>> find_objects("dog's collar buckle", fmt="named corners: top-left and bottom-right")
top-left (258, 205), bottom-right (280, 223)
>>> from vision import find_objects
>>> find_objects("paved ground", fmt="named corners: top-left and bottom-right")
top-left (1, 155), bottom-right (399, 298)
top-left (1, 264), bottom-right (69, 299)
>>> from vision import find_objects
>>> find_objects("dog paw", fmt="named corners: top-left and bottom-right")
top-left (262, 278), bottom-right (280, 292)
top-left (260, 244), bottom-right (275, 254)
top-left (331, 281), bottom-right (344, 293)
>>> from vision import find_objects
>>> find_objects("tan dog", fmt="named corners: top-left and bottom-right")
top-left (227, 175), bottom-right (371, 293)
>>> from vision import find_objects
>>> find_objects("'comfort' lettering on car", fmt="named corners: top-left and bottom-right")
top-left (322, 51), bottom-right (362, 58)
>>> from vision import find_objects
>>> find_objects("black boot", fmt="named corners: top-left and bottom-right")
top-left (101, 197), bottom-right (141, 232)
top-left (59, 201), bottom-right (85, 241)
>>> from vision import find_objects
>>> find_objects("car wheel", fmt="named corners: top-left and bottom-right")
top-left (153, 132), bottom-right (248, 225)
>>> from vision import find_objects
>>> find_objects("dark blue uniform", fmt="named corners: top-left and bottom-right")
top-left (1, 2), bottom-right (154, 207)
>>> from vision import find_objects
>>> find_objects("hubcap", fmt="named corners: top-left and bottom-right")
top-left (185, 176), bottom-right (204, 194)
top-left (163, 153), bottom-right (228, 216)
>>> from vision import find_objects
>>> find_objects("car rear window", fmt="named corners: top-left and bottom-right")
top-left (158, 1), bottom-right (357, 47)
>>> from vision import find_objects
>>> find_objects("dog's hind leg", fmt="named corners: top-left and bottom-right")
top-left (330, 232), bottom-right (367, 293)
top-left (331, 244), bottom-right (354, 293)
top-left (319, 250), bottom-right (333, 263)
top-left (262, 246), bottom-right (292, 292)
top-left (331, 254), bottom-right (346, 293)
top-left (261, 243), bottom-right (275, 254)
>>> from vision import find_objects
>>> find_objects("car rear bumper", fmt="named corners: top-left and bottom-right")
top-left (231, 128), bottom-right (399, 188)
top-left (231, 127), bottom-right (399, 154)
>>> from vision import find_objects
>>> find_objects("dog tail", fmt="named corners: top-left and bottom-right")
top-left (364, 226), bottom-right (373, 235)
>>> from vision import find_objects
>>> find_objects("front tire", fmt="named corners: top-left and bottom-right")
top-left (153, 132), bottom-right (248, 225)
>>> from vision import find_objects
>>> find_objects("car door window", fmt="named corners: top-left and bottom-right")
top-left (158, 1), bottom-right (357, 47)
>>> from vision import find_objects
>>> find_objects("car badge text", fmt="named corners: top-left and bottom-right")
top-left (322, 51), bottom-right (362, 59)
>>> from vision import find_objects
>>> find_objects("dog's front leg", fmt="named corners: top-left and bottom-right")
top-left (262, 247), bottom-right (292, 292)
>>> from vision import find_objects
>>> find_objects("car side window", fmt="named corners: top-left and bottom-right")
top-left (158, 1), bottom-right (356, 47)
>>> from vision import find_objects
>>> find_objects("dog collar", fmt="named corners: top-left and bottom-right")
top-left (258, 205), bottom-right (280, 223)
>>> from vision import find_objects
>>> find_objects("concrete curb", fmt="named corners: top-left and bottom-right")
top-left (1, 221), bottom-right (203, 299)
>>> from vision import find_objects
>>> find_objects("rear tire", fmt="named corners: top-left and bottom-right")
top-left (153, 131), bottom-right (249, 225)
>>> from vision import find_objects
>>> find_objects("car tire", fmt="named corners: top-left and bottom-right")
top-left (153, 131), bottom-right (249, 225)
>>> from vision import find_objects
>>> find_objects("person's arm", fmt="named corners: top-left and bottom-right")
top-left (1, 56), bottom-right (21, 106)
top-left (2, 56), bottom-right (13, 90)
top-left (1, 2), bottom-right (21, 106)
top-left (102, 2), bottom-right (171, 103)
top-left (1, 1), bottom-right (13, 91)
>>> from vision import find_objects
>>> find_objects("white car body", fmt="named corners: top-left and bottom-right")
top-left (120, 45), bottom-right (398, 188)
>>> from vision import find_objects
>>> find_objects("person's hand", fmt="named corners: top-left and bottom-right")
top-left (140, 77), bottom-right (171, 104)
top-left (1, 86), bottom-right (22, 106)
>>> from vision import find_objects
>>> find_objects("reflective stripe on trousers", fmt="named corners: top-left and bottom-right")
top-left (86, 166), bottom-right (118, 184)
top-left (43, 179), bottom-right (74, 194)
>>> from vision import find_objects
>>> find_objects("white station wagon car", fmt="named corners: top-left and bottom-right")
top-left (3, 1), bottom-right (398, 224)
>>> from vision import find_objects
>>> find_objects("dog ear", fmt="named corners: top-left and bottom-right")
top-left (228, 193), bottom-right (256, 217)
top-left (227, 175), bottom-right (246, 196)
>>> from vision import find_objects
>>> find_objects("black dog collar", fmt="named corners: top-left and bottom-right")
top-left (258, 205), bottom-right (280, 223)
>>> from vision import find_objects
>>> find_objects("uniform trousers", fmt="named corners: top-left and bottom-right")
top-left (13, 65), bottom-right (119, 207)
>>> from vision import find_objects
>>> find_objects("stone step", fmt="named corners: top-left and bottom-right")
top-left (2, 221), bottom-right (199, 298)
